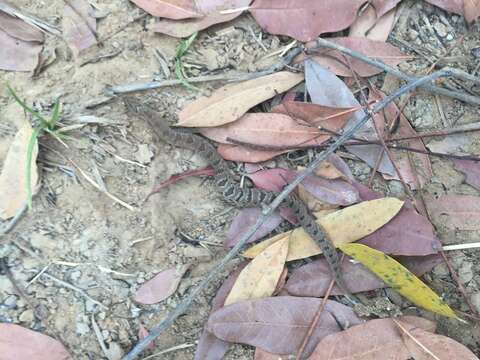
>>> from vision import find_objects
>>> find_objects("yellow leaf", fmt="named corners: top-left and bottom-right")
top-left (225, 236), bottom-right (289, 306)
top-left (339, 243), bottom-right (458, 318)
top-left (177, 71), bottom-right (304, 127)
top-left (243, 198), bottom-right (404, 261)
top-left (0, 124), bottom-right (38, 220)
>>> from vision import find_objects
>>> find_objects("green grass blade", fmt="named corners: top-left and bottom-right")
top-left (7, 84), bottom-right (48, 124)
top-left (49, 98), bottom-right (61, 129)
top-left (25, 126), bottom-right (42, 210)
top-left (175, 61), bottom-right (200, 91)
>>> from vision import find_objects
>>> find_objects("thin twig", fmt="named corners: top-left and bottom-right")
top-left (140, 343), bottom-right (195, 359)
top-left (0, 203), bottom-right (27, 237)
top-left (392, 319), bottom-right (440, 360)
top-left (443, 242), bottom-right (480, 251)
top-left (121, 69), bottom-right (453, 360)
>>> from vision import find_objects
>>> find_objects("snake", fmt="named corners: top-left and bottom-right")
top-left (124, 97), bottom-right (350, 296)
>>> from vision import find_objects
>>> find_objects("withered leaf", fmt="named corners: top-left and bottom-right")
top-left (425, 194), bottom-right (480, 231)
top-left (62, 0), bottom-right (97, 56)
top-left (130, 0), bottom-right (202, 19)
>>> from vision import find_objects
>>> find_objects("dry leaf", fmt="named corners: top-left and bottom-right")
top-left (0, 323), bottom-right (70, 360)
top-left (217, 143), bottom-right (286, 163)
top-left (243, 198), bottom-right (404, 261)
top-left (0, 11), bottom-right (44, 42)
top-left (224, 237), bottom-right (289, 305)
top-left (453, 159), bottom-right (480, 190)
top-left (178, 72), bottom-right (304, 127)
top-left (0, 30), bottom-right (42, 71)
top-left (130, 0), bottom-right (202, 19)
top-left (134, 264), bottom-right (189, 304)
top-left (0, 123), bottom-right (38, 220)
top-left (349, 5), bottom-right (397, 41)
top-left (62, 0), bottom-right (97, 56)
top-left (464, 0), bottom-right (480, 23)
top-left (425, 194), bottom-right (480, 231)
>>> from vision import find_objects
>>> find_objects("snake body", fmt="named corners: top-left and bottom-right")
top-left (125, 99), bottom-right (349, 294)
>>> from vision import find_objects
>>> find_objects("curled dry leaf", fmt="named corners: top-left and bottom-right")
top-left (349, 5), bottom-right (397, 41)
top-left (0, 123), bottom-right (38, 220)
top-left (224, 237), bottom-right (289, 305)
top-left (134, 264), bottom-right (190, 304)
top-left (340, 243), bottom-right (457, 318)
top-left (130, 0), bottom-right (202, 19)
top-left (425, 194), bottom-right (480, 231)
top-left (207, 296), bottom-right (362, 357)
top-left (310, 316), bottom-right (436, 360)
top-left (0, 323), bottom-right (70, 360)
top-left (243, 198), bottom-right (404, 261)
top-left (305, 37), bottom-right (409, 77)
top-left (62, 0), bottom-right (97, 56)
top-left (178, 72), bottom-right (303, 127)
top-left (250, 0), bottom-right (366, 41)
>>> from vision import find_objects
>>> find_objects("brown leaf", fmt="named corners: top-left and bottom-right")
top-left (130, 0), bottom-right (202, 19)
top-left (400, 322), bottom-right (479, 360)
top-left (224, 237), bottom-right (289, 305)
top-left (454, 159), bottom-right (480, 190)
top-left (62, 0), bottom-right (97, 56)
top-left (0, 30), bottom-right (42, 71)
top-left (426, 194), bottom-right (480, 231)
top-left (425, 0), bottom-right (464, 15)
top-left (254, 348), bottom-right (289, 359)
top-left (178, 72), bottom-right (303, 127)
top-left (207, 296), bottom-right (362, 357)
top-left (0, 323), bottom-right (70, 360)
top-left (138, 324), bottom-right (155, 350)
top-left (0, 123), bottom-right (39, 220)
top-left (310, 317), bottom-right (436, 359)
top-left (134, 264), bottom-right (190, 304)
top-left (217, 143), bottom-right (286, 163)
top-left (0, 11), bottom-right (43, 42)
top-left (349, 5), bottom-right (397, 41)
top-left (250, 0), bottom-right (366, 42)
top-left (306, 37), bottom-right (409, 77)
top-left (464, 0), bottom-right (480, 23)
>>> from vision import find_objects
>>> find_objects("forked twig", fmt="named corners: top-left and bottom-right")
top-left (122, 70), bottom-right (453, 360)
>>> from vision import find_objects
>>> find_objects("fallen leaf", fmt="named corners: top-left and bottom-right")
top-left (371, 0), bottom-right (402, 17)
top-left (250, 0), bottom-right (366, 41)
top-left (243, 198), bottom-right (404, 261)
top-left (340, 243), bottom-right (458, 318)
top-left (134, 264), bottom-right (190, 304)
top-left (400, 322), bottom-right (479, 360)
top-left (224, 237), bottom-right (289, 305)
top-left (425, 0), bottom-right (464, 15)
top-left (464, 0), bottom-right (480, 23)
top-left (254, 348), bottom-right (289, 359)
top-left (225, 208), bottom-right (283, 248)
top-left (0, 323), bottom-right (70, 360)
top-left (305, 59), bottom-right (395, 176)
top-left (285, 254), bottom-right (443, 297)
top-left (0, 11), bottom-right (44, 42)
top-left (425, 194), bottom-right (480, 231)
top-left (138, 324), bottom-right (155, 350)
top-left (62, 0), bottom-right (97, 56)
top-left (207, 296), bottom-right (362, 357)
top-left (0, 123), bottom-right (38, 220)
top-left (349, 5), bottom-right (397, 41)
top-left (453, 159), bottom-right (480, 190)
top-left (247, 168), bottom-right (291, 192)
top-left (217, 143), bottom-right (286, 163)
top-left (310, 316), bottom-right (436, 359)
top-left (178, 72), bottom-right (303, 127)
top-left (130, 0), bottom-right (202, 19)
top-left (0, 30), bottom-right (42, 71)
top-left (306, 37), bottom-right (409, 77)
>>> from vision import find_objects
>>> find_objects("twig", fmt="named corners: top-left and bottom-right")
top-left (307, 38), bottom-right (480, 106)
top-left (121, 69), bottom-right (453, 360)
top-left (392, 319), bottom-right (440, 360)
top-left (295, 276), bottom-right (335, 360)
top-left (140, 343), bottom-right (195, 359)
top-left (443, 242), bottom-right (480, 251)
top-left (0, 203), bottom-right (27, 237)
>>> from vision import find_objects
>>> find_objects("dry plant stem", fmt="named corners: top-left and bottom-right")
top-left (0, 203), bottom-right (27, 237)
top-left (122, 71), bottom-right (453, 360)
top-left (295, 276), bottom-right (336, 360)
top-left (308, 38), bottom-right (480, 106)
top-left (439, 250), bottom-right (479, 317)
top-left (392, 319), bottom-right (440, 360)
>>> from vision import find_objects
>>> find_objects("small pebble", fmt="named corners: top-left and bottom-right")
top-left (3, 295), bottom-right (18, 309)
top-left (19, 309), bottom-right (35, 323)
top-left (471, 47), bottom-right (480, 59)
top-left (76, 322), bottom-right (90, 335)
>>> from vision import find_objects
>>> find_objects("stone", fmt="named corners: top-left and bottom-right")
top-left (458, 261), bottom-right (474, 284)
top-left (134, 144), bottom-right (153, 165)
top-left (19, 309), bottom-right (35, 323)
top-left (76, 322), bottom-right (90, 335)
top-left (182, 245), bottom-right (212, 261)
top-left (30, 233), bottom-right (56, 250)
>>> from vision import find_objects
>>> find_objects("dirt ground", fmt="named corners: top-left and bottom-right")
top-left (1, 0), bottom-right (480, 359)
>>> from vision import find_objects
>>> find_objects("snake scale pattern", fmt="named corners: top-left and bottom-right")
top-left (125, 98), bottom-right (349, 294)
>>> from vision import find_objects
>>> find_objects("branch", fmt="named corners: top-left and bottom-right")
top-left (121, 69), bottom-right (453, 360)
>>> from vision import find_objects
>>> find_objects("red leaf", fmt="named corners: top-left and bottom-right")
top-left (0, 11), bottom-right (43, 42)
top-left (138, 324), bottom-right (155, 350)
top-left (247, 168), bottom-right (291, 192)
top-left (425, 0), bottom-right (464, 15)
top-left (0, 323), bottom-right (70, 360)
top-left (217, 143), bottom-right (286, 163)
top-left (310, 317), bottom-right (437, 359)
top-left (207, 296), bottom-right (362, 357)
top-left (464, 0), bottom-right (480, 23)
top-left (371, 0), bottom-right (402, 17)
top-left (425, 194), bottom-right (480, 231)
top-left (250, 0), bottom-right (366, 42)
top-left (453, 159), bottom-right (480, 190)
top-left (134, 264), bottom-right (190, 304)
top-left (306, 37), bottom-right (409, 77)
top-left (0, 30), bottom-right (42, 71)
top-left (62, 0), bottom-right (97, 56)
top-left (130, 0), bottom-right (202, 19)
top-left (254, 348), bottom-right (289, 359)
top-left (225, 208), bottom-right (283, 248)
top-left (349, 4), bottom-right (397, 41)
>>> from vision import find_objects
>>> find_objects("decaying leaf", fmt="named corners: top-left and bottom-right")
top-left (425, 194), bottom-right (480, 231)
top-left (0, 29), bottom-right (42, 72)
top-left (0, 123), bottom-right (38, 220)
top-left (464, 0), bottom-right (480, 23)
top-left (178, 72), bottom-right (303, 127)
top-left (217, 143), bottom-right (286, 163)
top-left (224, 237), bottom-right (289, 305)
top-left (349, 4), bottom-right (397, 41)
top-left (134, 264), bottom-right (190, 304)
top-left (0, 11), bottom-right (44, 42)
top-left (310, 316), bottom-right (436, 359)
top-left (0, 323), bottom-right (70, 360)
top-left (130, 0), bottom-right (202, 19)
top-left (207, 296), bottom-right (362, 357)
top-left (243, 198), bottom-right (404, 261)
top-left (453, 159), bottom-right (480, 190)
top-left (340, 243), bottom-right (458, 318)
top-left (62, 0), bottom-right (97, 56)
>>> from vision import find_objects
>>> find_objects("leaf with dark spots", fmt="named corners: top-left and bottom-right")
top-left (207, 296), bottom-right (362, 357)
top-left (225, 208), bottom-right (283, 248)
top-left (453, 159), bottom-right (480, 190)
